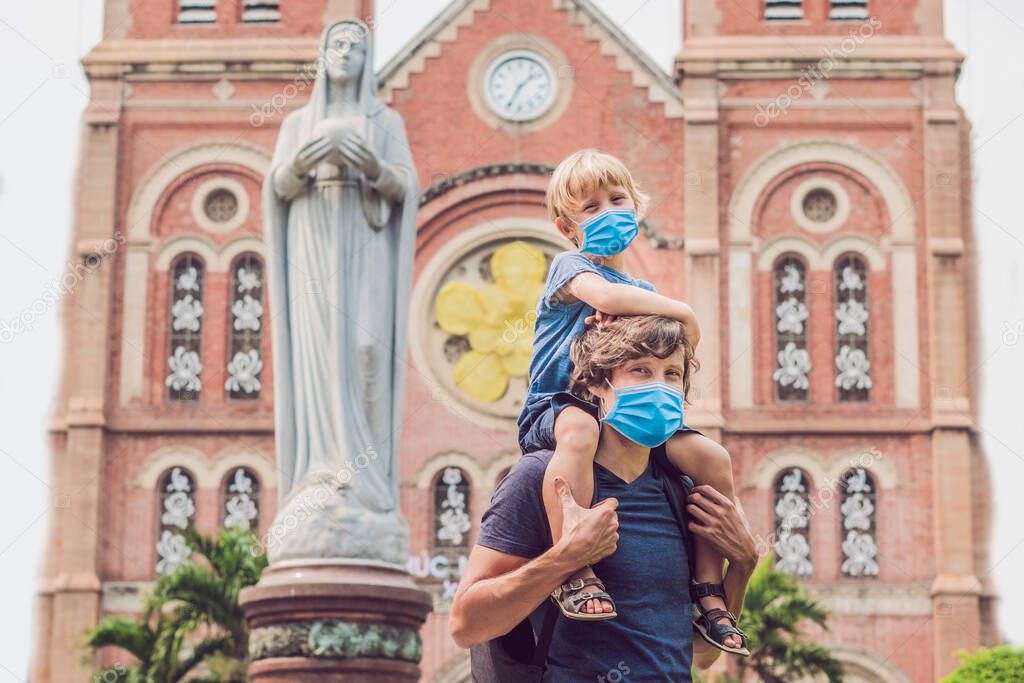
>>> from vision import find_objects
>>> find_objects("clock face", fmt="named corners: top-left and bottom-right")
top-left (483, 50), bottom-right (557, 122)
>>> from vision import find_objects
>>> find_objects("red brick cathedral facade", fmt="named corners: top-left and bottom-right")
top-left (35, 0), bottom-right (996, 681)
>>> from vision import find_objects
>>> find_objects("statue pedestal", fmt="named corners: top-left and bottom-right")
top-left (240, 562), bottom-right (433, 682)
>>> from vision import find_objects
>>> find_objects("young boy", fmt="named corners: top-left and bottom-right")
top-left (517, 149), bottom-right (747, 654)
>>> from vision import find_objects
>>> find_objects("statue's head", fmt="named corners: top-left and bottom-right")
top-left (323, 20), bottom-right (368, 85)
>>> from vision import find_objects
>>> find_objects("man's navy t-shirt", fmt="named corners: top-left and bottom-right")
top-left (476, 450), bottom-right (693, 682)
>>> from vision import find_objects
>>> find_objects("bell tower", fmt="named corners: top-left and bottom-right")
top-left (676, 0), bottom-right (995, 679)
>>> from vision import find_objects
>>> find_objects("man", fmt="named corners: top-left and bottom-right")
top-left (450, 316), bottom-right (759, 680)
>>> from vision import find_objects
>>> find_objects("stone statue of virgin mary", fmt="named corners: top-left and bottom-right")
top-left (262, 19), bottom-right (419, 566)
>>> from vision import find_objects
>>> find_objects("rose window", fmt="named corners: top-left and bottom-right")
top-left (204, 188), bottom-right (239, 223)
top-left (802, 188), bottom-right (837, 223)
top-left (429, 238), bottom-right (558, 417)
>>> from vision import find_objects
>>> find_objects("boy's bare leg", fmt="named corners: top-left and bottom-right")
top-left (542, 405), bottom-right (611, 615)
top-left (666, 432), bottom-right (741, 648)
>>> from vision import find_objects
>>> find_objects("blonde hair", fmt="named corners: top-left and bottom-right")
top-left (568, 315), bottom-right (697, 403)
top-left (546, 149), bottom-right (650, 224)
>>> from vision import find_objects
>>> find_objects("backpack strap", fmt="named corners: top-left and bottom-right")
top-left (652, 448), bottom-right (697, 579)
top-left (531, 600), bottom-right (559, 667)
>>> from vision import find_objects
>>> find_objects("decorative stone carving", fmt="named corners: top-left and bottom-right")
top-left (227, 256), bottom-right (264, 399)
top-left (436, 468), bottom-right (471, 546)
top-left (167, 346), bottom-right (202, 393)
top-left (834, 255), bottom-right (871, 400)
top-left (168, 257), bottom-right (204, 400)
top-left (156, 467), bottom-right (195, 575)
top-left (249, 620), bottom-right (422, 662)
top-left (774, 468), bottom-right (813, 577)
top-left (841, 468), bottom-right (878, 577)
top-left (225, 350), bottom-right (263, 395)
top-left (231, 295), bottom-right (263, 332)
top-left (835, 345), bottom-right (872, 391)
top-left (776, 298), bottom-right (809, 335)
top-left (774, 342), bottom-right (811, 391)
top-left (773, 257), bottom-right (810, 400)
top-left (836, 299), bottom-right (868, 336)
top-left (224, 468), bottom-right (259, 531)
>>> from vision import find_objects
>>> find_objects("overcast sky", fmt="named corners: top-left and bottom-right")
top-left (0, 0), bottom-right (1021, 679)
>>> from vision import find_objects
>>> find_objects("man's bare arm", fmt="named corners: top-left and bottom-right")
top-left (449, 543), bottom-right (579, 648)
top-left (450, 478), bottom-right (619, 648)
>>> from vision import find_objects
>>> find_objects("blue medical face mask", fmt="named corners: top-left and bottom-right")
top-left (599, 380), bottom-right (684, 448)
top-left (576, 208), bottom-right (639, 256)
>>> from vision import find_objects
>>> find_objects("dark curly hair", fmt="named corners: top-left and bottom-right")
top-left (568, 315), bottom-right (698, 403)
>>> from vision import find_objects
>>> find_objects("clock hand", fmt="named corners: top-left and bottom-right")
top-left (507, 73), bottom-right (541, 111)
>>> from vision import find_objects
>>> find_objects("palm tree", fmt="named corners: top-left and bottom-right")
top-left (733, 555), bottom-right (844, 683)
top-left (84, 527), bottom-right (267, 683)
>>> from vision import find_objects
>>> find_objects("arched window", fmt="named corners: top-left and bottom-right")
top-left (225, 254), bottom-right (265, 399)
top-left (773, 468), bottom-right (813, 577)
top-left (166, 254), bottom-right (205, 401)
top-left (433, 467), bottom-right (471, 599)
top-left (840, 468), bottom-right (879, 577)
top-left (772, 256), bottom-right (810, 402)
top-left (830, 0), bottom-right (868, 21)
top-left (834, 254), bottom-right (871, 401)
top-left (223, 467), bottom-right (260, 531)
top-left (765, 0), bottom-right (803, 21)
top-left (156, 467), bottom-right (196, 575)
top-left (178, 0), bottom-right (216, 23)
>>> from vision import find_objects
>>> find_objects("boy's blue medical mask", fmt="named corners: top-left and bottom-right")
top-left (576, 208), bottom-right (639, 257)
top-left (599, 379), bottom-right (684, 448)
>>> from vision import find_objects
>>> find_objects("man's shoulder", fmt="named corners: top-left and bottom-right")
top-left (478, 450), bottom-right (554, 558)
top-left (501, 450), bottom-right (553, 488)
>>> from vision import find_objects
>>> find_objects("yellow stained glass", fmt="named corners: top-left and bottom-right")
top-left (454, 350), bottom-right (509, 402)
top-left (435, 281), bottom-right (484, 336)
top-left (435, 240), bottom-right (548, 404)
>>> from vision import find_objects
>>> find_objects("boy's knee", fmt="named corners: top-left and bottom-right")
top-left (554, 408), bottom-right (600, 453)
top-left (703, 440), bottom-right (733, 471)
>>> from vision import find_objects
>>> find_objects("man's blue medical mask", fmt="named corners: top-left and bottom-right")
top-left (600, 380), bottom-right (684, 448)
top-left (577, 208), bottom-right (639, 257)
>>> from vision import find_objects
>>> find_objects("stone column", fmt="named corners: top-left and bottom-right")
top-left (33, 63), bottom-right (123, 683)
top-left (678, 58), bottom-right (725, 438)
top-left (242, 564), bottom-right (431, 682)
top-left (921, 58), bottom-right (982, 678)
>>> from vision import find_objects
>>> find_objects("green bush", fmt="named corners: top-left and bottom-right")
top-left (942, 645), bottom-right (1024, 682)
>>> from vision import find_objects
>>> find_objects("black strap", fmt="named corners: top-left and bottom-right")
top-left (652, 449), bottom-right (697, 579)
top-left (531, 601), bottom-right (559, 667)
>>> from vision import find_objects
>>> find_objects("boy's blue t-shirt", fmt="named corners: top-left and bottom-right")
top-left (517, 251), bottom-right (655, 437)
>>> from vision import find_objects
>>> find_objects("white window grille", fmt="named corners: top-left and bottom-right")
top-left (225, 254), bottom-right (264, 399)
top-left (178, 0), bottom-right (216, 24)
top-left (167, 254), bottom-right (205, 400)
top-left (243, 1), bottom-right (280, 23)
top-left (831, 0), bottom-right (869, 21)
top-left (765, 0), bottom-right (804, 21)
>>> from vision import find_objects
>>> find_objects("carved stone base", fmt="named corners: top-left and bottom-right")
top-left (240, 563), bottom-right (433, 682)
top-left (267, 470), bottom-right (410, 566)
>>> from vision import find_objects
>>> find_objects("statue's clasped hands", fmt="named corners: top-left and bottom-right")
top-left (294, 123), bottom-right (381, 180)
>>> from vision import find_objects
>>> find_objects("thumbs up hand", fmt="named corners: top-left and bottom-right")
top-left (554, 476), bottom-right (619, 566)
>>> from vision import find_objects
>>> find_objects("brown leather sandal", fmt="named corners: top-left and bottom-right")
top-left (550, 576), bottom-right (618, 621)
top-left (691, 581), bottom-right (750, 656)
